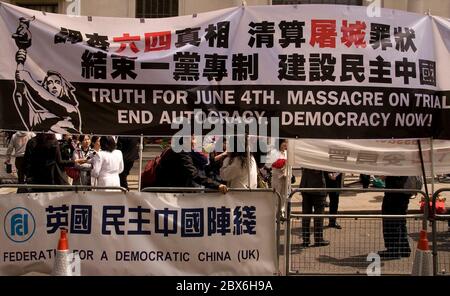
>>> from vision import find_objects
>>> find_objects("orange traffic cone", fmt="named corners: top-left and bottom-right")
top-left (52, 229), bottom-right (76, 276)
top-left (411, 230), bottom-right (433, 276)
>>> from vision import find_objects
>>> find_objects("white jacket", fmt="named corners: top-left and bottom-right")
top-left (91, 150), bottom-right (124, 187)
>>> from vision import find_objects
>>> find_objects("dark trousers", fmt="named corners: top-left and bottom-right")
top-left (381, 195), bottom-right (411, 253)
top-left (328, 191), bottom-right (340, 224)
top-left (360, 174), bottom-right (370, 188)
top-left (119, 160), bottom-right (135, 190)
top-left (15, 156), bottom-right (27, 193)
top-left (302, 194), bottom-right (326, 243)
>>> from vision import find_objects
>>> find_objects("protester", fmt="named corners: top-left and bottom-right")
top-left (4, 131), bottom-right (34, 191)
top-left (72, 135), bottom-right (95, 186)
top-left (117, 136), bottom-right (140, 190)
top-left (300, 168), bottom-right (329, 247)
top-left (24, 133), bottom-right (85, 192)
top-left (154, 135), bottom-right (228, 193)
top-left (378, 176), bottom-right (412, 259)
top-left (91, 136), bottom-right (124, 187)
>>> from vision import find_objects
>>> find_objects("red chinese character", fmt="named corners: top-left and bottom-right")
top-left (341, 20), bottom-right (367, 48)
top-left (113, 33), bottom-right (141, 53)
top-left (310, 20), bottom-right (336, 48)
top-left (144, 31), bottom-right (171, 52)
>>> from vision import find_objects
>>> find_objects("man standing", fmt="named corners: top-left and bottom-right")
top-left (379, 176), bottom-right (412, 259)
top-left (117, 137), bottom-right (140, 190)
top-left (4, 131), bottom-right (34, 192)
top-left (300, 168), bottom-right (329, 247)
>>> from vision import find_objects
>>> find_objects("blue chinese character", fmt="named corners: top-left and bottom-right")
top-left (242, 206), bottom-right (256, 235)
top-left (154, 208), bottom-right (177, 236)
top-left (70, 205), bottom-right (92, 234)
top-left (45, 205), bottom-right (69, 234)
top-left (102, 206), bottom-right (125, 235)
top-left (181, 208), bottom-right (204, 237)
top-left (128, 206), bottom-right (151, 235)
top-left (207, 207), bottom-right (231, 236)
top-left (233, 206), bottom-right (242, 235)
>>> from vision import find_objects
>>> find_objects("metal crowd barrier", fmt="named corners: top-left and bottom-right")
top-left (142, 187), bottom-right (283, 275)
top-left (285, 188), bottom-right (428, 276)
top-left (431, 188), bottom-right (450, 276)
top-left (0, 184), bottom-right (128, 193)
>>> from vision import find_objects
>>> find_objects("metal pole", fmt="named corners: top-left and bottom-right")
top-left (246, 134), bottom-right (251, 188)
top-left (430, 137), bottom-right (438, 276)
top-left (138, 135), bottom-right (144, 191)
top-left (417, 139), bottom-right (429, 231)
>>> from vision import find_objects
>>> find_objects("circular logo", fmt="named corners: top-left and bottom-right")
top-left (3, 207), bottom-right (36, 243)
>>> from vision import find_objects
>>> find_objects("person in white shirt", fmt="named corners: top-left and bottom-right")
top-left (4, 131), bottom-right (35, 190)
top-left (91, 136), bottom-right (124, 188)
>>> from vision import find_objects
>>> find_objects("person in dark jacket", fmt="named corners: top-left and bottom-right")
top-left (300, 168), bottom-right (329, 247)
top-left (378, 176), bottom-right (412, 259)
top-left (24, 133), bottom-right (85, 192)
top-left (154, 136), bottom-right (227, 193)
top-left (117, 137), bottom-right (140, 190)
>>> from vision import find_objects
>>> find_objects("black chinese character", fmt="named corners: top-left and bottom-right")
top-left (203, 54), bottom-right (228, 81)
top-left (309, 53), bottom-right (336, 82)
top-left (175, 27), bottom-right (201, 47)
top-left (394, 27), bottom-right (417, 52)
top-left (278, 20), bottom-right (305, 48)
top-left (419, 59), bottom-right (436, 86)
top-left (86, 33), bottom-right (110, 51)
top-left (248, 21), bottom-right (275, 48)
top-left (205, 21), bottom-right (230, 48)
top-left (111, 56), bottom-right (137, 80)
top-left (369, 23), bottom-right (392, 50)
top-left (232, 53), bottom-right (258, 81)
top-left (54, 27), bottom-right (83, 44)
top-left (278, 54), bottom-right (306, 81)
top-left (369, 55), bottom-right (392, 83)
top-left (81, 50), bottom-right (107, 79)
top-left (173, 52), bottom-right (200, 81)
top-left (340, 54), bottom-right (365, 82)
top-left (395, 57), bottom-right (416, 84)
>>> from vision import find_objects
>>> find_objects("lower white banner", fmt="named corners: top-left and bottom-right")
top-left (293, 138), bottom-right (450, 176)
top-left (0, 190), bottom-right (278, 276)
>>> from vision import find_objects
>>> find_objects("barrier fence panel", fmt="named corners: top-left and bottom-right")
top-left (142, 187), bottom-right (283, 275)
top-left (431, 188), bottom-right (450, 275)
top-left (0, 188), bottom-right (280, 275)
top-left (285, 188), bottom-right (428, 276)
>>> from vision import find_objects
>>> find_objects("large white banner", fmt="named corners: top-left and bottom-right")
top-left (293, 138), bottom-right (450, 175)
top-left (0, 191), bottom-right (278, 276)
top-left (0, 3), bottom-right (450, 139)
